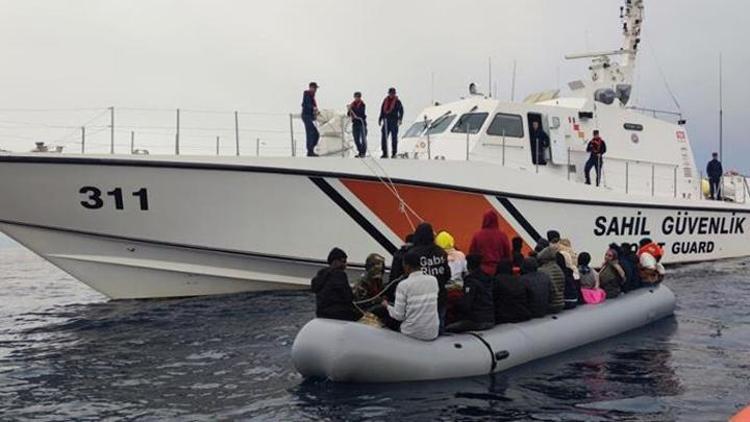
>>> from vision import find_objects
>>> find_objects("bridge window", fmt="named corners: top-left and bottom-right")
top-left (487, 113), bottom-right (524, 138)
top-left (426, 115), bottom-right (456, 135)
top-left (452, 113), bottom-right (489, 134)
top-left (403, 120), bottom-right (431, 138)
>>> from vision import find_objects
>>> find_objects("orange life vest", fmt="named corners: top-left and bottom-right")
top-left (638, 243), bottom-right (664, 262)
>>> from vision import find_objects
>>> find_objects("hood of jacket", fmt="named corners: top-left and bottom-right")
top-left (521, 257), bottom-right (539, 274)
top-left (413, 223), bottom-right (435, 246)
top-left (481, 211), bottom-right (499, 230)
top-left (435, 231), bottom-right (455, 250)
top-left (537, 246), bottom-right (559, 264)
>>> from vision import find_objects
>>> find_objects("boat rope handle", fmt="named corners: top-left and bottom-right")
top-left (467, 332), bottom-right (499, 373)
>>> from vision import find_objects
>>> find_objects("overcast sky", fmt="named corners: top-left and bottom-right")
top-left (0, 0), bottom-right (748, 170)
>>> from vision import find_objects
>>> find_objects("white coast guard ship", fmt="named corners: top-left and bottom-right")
top-left (0, 0), bottom-right (747, 299)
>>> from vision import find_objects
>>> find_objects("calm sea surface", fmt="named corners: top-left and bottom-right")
top-left (0, 238), bottom-right (748, 421)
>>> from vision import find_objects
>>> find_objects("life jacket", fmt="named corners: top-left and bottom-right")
top-left (306, 90), bottom-right (317, 108)
top-left (349, 99), bottom-right (365, 120)
top-left (382, 96), bottom-right (399, 115)
top-left (589, 137), bottom-right (605, 154)
top-left (638, 242), bottom-right (664, 262)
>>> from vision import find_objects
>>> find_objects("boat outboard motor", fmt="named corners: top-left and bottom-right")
top-left (594, 88), bottom-right (617, 105)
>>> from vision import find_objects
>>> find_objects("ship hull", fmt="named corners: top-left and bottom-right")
top-left (1, 154), bottom-right (748, 299)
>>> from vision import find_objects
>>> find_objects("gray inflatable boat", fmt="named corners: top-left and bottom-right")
top-left (292, 285), bottom-right (676, 383)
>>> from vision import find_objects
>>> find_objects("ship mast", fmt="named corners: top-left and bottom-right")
top-left (620, 0), bottom-right (645, 85)
top-left (564, 0), bottom-right (645, 106)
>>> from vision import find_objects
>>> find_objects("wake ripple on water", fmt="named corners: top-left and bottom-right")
top-left (0, 246), bottom-right (749, 421)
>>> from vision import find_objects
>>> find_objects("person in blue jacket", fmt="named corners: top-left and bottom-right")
top-left (348, 92), bottom-right (367, 158)
top-left (706, 152), bottom-right (723, 200)
top-left (378, 87), bottom-right (404, 159)
top-left (301, 82), bottom-right (320, 157)
top-left (585, 130), bottom-right (607, 186)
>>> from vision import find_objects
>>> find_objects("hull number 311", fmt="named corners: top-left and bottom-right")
top-left (80, 187), bottom-right (149, 211)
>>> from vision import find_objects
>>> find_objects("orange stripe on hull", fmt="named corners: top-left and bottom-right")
top-left (341, 179), bottom-right (531, 254)
top-left (732, 406), bottom-right (750, 422)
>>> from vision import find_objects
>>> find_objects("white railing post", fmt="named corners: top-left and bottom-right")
top-left (234, 111), bottom-right (240, 156)
top-left (465, 122), bottom-right (471, 161)
top-left (109, 106), bottom-right (115, 154)
top-left (625, 161), bottom-right (629, 194)
top-left (289, 113), bottom-right (296, 157)
top-left (341, 116), bottom-right (346, 158)
top-left (502, 130), bottom-right (506, 167)
top-left (175, 108), bottom-right (180, 155)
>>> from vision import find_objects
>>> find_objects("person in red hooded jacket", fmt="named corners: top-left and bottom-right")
top-left (469, 211), bottom-right (512, 276)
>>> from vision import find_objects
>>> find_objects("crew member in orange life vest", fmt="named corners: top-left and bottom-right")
top-left (347, 92), bottom-right (367, 158)
top-left (585, 130), bottom-right (607, 186)
top-left (379, 87), bottom-right (404, 159)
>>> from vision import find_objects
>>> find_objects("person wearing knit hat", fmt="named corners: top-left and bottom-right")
top-left (547, 230), bottom-right (561, 244)
top-left (436, 231), bottom-right (467, 282)
top-left (352, 254), bottom-right (386, 311)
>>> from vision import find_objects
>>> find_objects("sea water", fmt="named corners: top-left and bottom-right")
top-left (0, 236), bottom-right (748, 421)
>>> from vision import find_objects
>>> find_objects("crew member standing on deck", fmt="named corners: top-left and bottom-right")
top-left (379, 87), bottom-right (404, 159)
top-left (347, 92), bottom-right (367, 158)
top-left (706, 152), bottom-right (724, 200)
top-left (585, 130), bottom-right (607, 186)
top-left (529, 120), bottom-right (550, 165)
top-left (301, 82), bottom-right (320, 157)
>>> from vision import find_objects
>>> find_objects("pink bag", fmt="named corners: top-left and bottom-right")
top-left (581, 288), bottom-right (606, 305)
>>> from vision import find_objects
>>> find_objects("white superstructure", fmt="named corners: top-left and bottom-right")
top-left (0, 0), bottom-right (748, 299)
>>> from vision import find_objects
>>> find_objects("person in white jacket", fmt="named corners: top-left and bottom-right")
top-left (382, 251), bottom-right (440, 341)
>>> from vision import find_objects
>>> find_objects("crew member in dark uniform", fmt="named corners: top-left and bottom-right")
top-left (348, 92), bottom-right (367, 158)
top-left (585, 130), bottom-right (607, 186)
top-left (378, 87), bottom-right (404, 159)
top-left (301, 82), bottom-right (320, 157)
top-left (706, 152), bottom-right (723, 200)
top-left (530, 120), bottom-right (550, 165)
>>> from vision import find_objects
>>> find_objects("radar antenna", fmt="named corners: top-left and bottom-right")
top-left (563, 0), bottom-right (645, 105)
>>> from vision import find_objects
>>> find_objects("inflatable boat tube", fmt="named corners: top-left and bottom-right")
top-left (292, 285), bottom-right (676, 383)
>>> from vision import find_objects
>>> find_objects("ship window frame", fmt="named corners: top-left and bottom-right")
top-left (403, 120), bottom-right (432, 138)
top-left (425, 114), bottom-right (457, 135)
top-left (451, 112), bottom-right (489, 134)
top-left (487, 113), bottom-right (525, 138)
